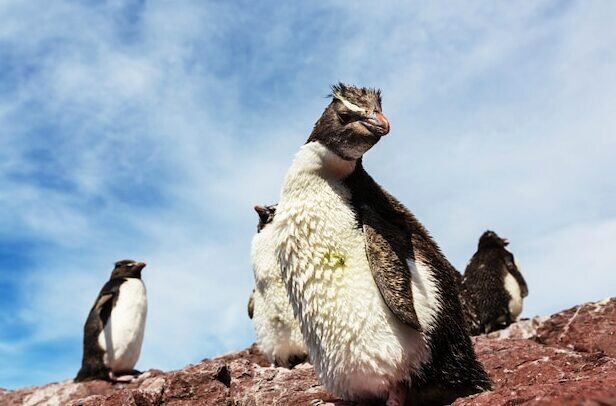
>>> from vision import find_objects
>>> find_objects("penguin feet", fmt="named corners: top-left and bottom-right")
top-left (386, 381), bottom-right (408, 406)
top-left (108, 370), bottom-right (139, 383)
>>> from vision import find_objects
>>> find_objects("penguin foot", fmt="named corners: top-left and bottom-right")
top-left (108, 371), bottom-right (138, 383)
top-left (386, 382), bottom-right (407, 406)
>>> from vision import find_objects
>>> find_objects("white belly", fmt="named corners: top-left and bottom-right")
top-left (251, 225), bottom-right (307, 365)
top-left (98, 279), bottom-right (147, 372)
top-left (275, 146), bottom-right (428, 400)
top-left (504, 272), bottom-right (523, 318)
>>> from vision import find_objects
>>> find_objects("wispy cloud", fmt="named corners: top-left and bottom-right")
top-left (1, 0), bottom-right (615, 389)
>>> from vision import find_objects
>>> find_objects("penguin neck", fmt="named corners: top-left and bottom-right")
top-left (110, 273), bottom-right (141, 281)
top-left (293, 142), bottom-right (357, 180)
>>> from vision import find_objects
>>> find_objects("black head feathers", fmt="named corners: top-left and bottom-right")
top-left (254, 204), bottom-right (277, 232)
top-left (478, 230), bottom-right (509, 249)
top-left (110, 259), bottom-right (146, 280)
top-left (330, 82), bottom-right (382, 110)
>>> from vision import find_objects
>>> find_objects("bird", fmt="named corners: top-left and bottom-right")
top-left (75, 260), bottom-right (148, 382)
top-left (250, 204), bottom-right (308, 368)
top-left (461, 230), bottom-right (528, 335)
top-left (272, 83), bottom-right (491, 405)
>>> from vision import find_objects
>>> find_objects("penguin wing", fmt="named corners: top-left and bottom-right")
top-left (92, 278), bottom-right (125, 328)
top-left (361, 205), bottom-right (422, 331)
top-left (247, 289), bottom-right (255, 319)
top-left (504, 253), bottom-right (528, 297)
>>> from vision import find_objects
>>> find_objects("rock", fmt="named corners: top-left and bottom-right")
top-left (455, 338), bottom-right (616, 406)
top-left (535, 297), bottom-right (616, 357)
top-left (485, 315), bottom-right (549, 340)
top-left (1, 301), bottom-right (615, 405)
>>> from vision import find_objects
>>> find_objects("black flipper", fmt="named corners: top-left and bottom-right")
top-left (361, 205), bottom-right (421, 331)
top-left (505, 253), bottom-right (528, 297)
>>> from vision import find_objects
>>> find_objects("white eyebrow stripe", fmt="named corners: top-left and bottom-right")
top-left (334, 93), bottom-right (364, 112)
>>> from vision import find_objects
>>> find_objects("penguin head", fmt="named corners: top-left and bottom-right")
top-left (306, 83), bottom-right (390, 160)
top-left (478, 230), bottom-right (509, 249)
top-left (110, 259), bottom-right (146, 279)
top-left (254, 204), bottom-right (277, 232)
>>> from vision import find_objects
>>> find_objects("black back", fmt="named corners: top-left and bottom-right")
top-left (345, 161), bottom-right (491, 404)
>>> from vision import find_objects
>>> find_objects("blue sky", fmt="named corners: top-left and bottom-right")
top-left (1, 0), bottom-right (615, 389)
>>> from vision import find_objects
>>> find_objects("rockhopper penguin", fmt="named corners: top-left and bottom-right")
top-left (75, 260), bottom-right (147, 382)
top-left (272, 83), bottom-right (491, 405)
top-left (250, 204), bottom-right (308, 368)
top-left (462, 230), bottom-right (528, 335)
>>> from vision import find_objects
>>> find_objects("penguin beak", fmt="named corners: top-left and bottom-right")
top-left (134, 262), bottom-right (146, 270)
top-left (360, 112), bottom-right (390, 136)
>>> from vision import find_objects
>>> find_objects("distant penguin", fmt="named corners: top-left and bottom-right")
top-left (250, 204), bottom-right (308, 368)
top-left (273, 83), bottom-right (491, 405)
top-left (75, 260), bottom-right (148, 382)
top-left (462, 230), bottom-right (528, 335)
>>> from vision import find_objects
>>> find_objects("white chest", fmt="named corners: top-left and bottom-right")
top-left (274, 143), bottom-right (428, 400)
top-left (504, 272), bottom-right (523, 318)
top-left (98, 279), bottom-right (147, 372)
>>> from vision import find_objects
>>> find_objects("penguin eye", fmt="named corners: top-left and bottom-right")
top-left (338, 112), bottom-right (353, 125)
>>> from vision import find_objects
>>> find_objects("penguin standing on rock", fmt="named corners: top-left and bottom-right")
top-left (273, 83), bottom-right (491, 405)
top-left (250, 204), bottom-right (308, 368)
top-left (75, 260), bottom-right (148, 382)
top-left (462, 230), bottom-right (528, 335)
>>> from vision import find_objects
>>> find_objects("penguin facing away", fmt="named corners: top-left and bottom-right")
top-left (250, 204), bottom-right (308, 368)
top-left (273, 83), bottom-right (491, 405)
top-left (462, 230), bottom-right (528, 335)
top-left (75, 260), bottom-right (148, 382)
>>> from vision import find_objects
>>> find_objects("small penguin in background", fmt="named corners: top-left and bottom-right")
top-left (75, 260), bottom-right (148, 382)
top-left (250, 204), bottom-right (308, 368)
top-left (273, 83), bottom-right (490, 405)
top-left (462, 231), bottom-right (528, 335)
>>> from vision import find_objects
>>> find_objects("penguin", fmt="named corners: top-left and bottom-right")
top-left (75, 260), bottom-right (148, 382)
top-left (462, 230), bottom-right (528, 335)
top-left (272, 83), bottom-right (491, 405)
top-left (250, 204), bottom-right (308, 368)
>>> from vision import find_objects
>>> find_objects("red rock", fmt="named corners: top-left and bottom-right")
top-left (535, 297), bottom-right (616, 357)
top-left (455, 338), bottom-right (616, 406)
top-left (1, 298), bottom-right (615, 405)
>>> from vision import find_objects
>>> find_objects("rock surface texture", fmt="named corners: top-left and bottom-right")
top-left (2, 298), bottom-right (615, 405)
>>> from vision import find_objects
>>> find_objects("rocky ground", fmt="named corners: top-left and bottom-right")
top-left (1, 297), bottom-right (615, 406)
